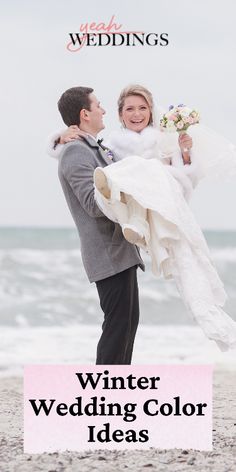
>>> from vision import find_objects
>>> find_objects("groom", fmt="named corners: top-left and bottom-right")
top-left (57, 86), bottom-right (144, 365)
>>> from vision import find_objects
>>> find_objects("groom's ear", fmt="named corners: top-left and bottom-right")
top-left (80, 108), bottom-right (90, 122)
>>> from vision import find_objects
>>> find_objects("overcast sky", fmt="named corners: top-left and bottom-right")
top-left (1, 0), bottom-right (236, 229)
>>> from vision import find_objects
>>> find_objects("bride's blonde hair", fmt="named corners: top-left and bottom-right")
top-left (118, 84), bottom-right (154, 125)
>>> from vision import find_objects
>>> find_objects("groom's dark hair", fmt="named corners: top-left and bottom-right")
top-left (58, 86), bottom-right (94, 126)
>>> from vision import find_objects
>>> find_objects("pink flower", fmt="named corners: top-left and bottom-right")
top-left (188, 116), bottom-right (194, 124)
top-left (169, 114), bottom-right (178, 121)
top-left (177, 120), bottom-right (184, 129)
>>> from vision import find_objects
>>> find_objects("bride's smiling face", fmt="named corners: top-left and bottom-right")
top-left (120, 95), bottom-right (151, 132)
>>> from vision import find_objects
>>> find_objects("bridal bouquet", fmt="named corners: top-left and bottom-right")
top-left (160, 105), bottom-right (200, 134)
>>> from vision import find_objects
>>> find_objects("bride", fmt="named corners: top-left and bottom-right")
top-left (49, 84), bottom-right (236, 352)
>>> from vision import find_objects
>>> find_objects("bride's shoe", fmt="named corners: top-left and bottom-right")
top-left (94, 168), bottom-right (111, 199)
top-left (122, 224), bottom-right (146, 247)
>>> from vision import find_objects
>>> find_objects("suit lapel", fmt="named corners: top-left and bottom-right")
top-left (97, 147), bottom-right (114, 166)
top-left (83, 135), bottom-right (114, 166)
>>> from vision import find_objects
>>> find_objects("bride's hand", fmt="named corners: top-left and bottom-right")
top-left (59, 125), bottom-right (88, 144)
top-left (178, 133), bottom-right (192, 152)
top-left (178, 133), bottom-right (192, 164)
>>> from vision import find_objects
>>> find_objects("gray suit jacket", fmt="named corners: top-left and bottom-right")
top-left (58, 136), bottom-right (144, 282)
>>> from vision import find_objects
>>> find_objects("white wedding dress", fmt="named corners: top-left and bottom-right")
top-left (93, 126), bottom-right (236, 352)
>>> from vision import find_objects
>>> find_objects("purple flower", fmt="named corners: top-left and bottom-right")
top-left (169, 105), bottom-right (174, 110)
top-left (178, 103), bottom-right (185, 107)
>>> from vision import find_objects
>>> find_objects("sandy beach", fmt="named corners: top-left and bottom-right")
top-left (0, 370), bottom-right (235, 471)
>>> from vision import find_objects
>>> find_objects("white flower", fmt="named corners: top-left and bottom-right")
top-left (166, 121), bottom-right (176, 132)
top-left (179, 107), bottom-right (191, 117)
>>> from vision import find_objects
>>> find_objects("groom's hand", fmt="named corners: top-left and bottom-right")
top-left (178, 133), bottom-right (192, 165)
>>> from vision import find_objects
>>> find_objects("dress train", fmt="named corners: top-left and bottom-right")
top-left (94, 155), bottom-right (236, 351)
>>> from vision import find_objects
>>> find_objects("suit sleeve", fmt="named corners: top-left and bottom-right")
top-left (60, 144), bottom-right (105, 218)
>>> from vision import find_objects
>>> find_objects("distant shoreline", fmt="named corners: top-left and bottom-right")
top-left (0, 226), bottom-right (236, 232)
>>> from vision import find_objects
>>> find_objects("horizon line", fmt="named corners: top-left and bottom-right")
top-left (0, 225), bottom-right (235, 233)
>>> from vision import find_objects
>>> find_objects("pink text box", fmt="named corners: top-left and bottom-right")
top-left (24, 364), bottom-right (212, 452)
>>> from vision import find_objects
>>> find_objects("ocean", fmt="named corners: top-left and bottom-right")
top-left (0, 227), bottom-right (236, 375)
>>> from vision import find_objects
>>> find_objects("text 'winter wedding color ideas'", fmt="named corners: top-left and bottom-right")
top-left (24, 365), bottom-right (213, 452)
